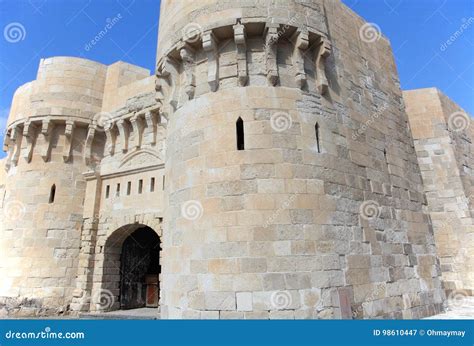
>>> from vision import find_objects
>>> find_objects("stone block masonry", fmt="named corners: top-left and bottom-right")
top-left (1, 0), bottom-right (471, 319)
top-left (404, 88), bottom-right (473, 295)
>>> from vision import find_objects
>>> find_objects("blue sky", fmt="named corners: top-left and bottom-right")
top-left (0, 0), bottom-right (473, 158)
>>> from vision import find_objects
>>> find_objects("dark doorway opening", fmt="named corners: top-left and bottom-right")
top-left (119, 227), bottom-right (160, 310)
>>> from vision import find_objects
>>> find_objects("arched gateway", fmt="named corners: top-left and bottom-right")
top-left (91, 223), bottom-right (161, 312)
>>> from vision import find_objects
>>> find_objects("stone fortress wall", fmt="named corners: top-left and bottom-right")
top-left (403, 88), bottom-right (473, 295)
top-left (0, 0), bottom-right (471, 319)
top-left (156, 0), bottom-right (444, 319)
top-left (0, 56), bottom-right (158, 316)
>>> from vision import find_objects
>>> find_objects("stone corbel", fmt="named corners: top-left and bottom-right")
top-left (158, 110), bottom-right (168, 129)
top-left (116, 119), bottom-right (130, 153)
top-left (104, 122), bottom-right (116, 156)
top-left (63, 120), bottom-right (75, 163)
top-left (291, 28), bottom-right (309, 89)
top-left (233, 20), bottom-right (248, 86)
top-left (178, 42), bottom-right (196, 100)
top-left (157, 56), bottom-right (180, 112)
top-left (316, 36), bottom-right (331, 95)
top-left (264, 23), bottom-right (280, 86)
top-left (40, 118), bottom-right (53, 162)
top-left (130, 114), bottom-right (145, 149)
top-left (144, 110), bottom-right (158, 145)
top-left (5, 126), bottom-right (20, 171)
top-left (84, 123), bottom-right (97, 165)
top-left (22, 120), bottom-right (37, 163)
top-left (202, 30), bottom-right (219, 92)
top-left (155, 77), bottom-right (164, 106)
top-left (2, 128), bottom-right (10, 153)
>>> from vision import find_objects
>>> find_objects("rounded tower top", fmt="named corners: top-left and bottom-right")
top-left (7, 56), bottom-right (108, 127)
top-left (156, 0), bottom-right (331, 61)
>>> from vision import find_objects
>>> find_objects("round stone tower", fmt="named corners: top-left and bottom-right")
top-left (0, 57), bottom-right (107, 316)
top-left (157, 0), bottom-right (444, 319)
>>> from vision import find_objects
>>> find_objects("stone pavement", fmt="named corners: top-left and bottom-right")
top-left (75, 299), bottom-right (474, 320)
top-left (79, 308), bottom-right (159, 320)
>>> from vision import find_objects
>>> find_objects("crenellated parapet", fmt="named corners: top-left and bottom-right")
top-left (99, 104), bottom-right (166, 159)
top-left (3, 116), bottom-right (101, 170)
top-left (155, 18), bottom-right (332, 114)
top-left (3, 57), bottom-right (158, 171)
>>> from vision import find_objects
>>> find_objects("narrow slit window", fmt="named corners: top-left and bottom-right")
top-left (315, 122), bottom-right (321, 153)
top-left (236, 117), bottom-right (244, 150)
top-left (116, 183), bottom-right (120, 197)
top-left (49, 184), bottom-right (56, 203)
top-left (384, 148), bottom-right (388, 163)
top-left (127, 181), bottom-right (131, 195)
top-left (150, 178), bottom-right (155, 192)
top-left (105, 185), bottom-right (110, 199)
top-left (162, 176), bottom-right (165, 190)
top-left (138, 179), bottom-right (143, 194)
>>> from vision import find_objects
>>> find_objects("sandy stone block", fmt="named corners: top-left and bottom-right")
top-left (248, 241), bottom-right (274, 257)
top-left (200, 311), bottom-right (220, 319)
top-left (227, 227), bottom-right (252, 242)
top-left (262, 273), bottom-right (286, 291)
top-left (237, 210), bottom-right (264, 226)
top-left (241, 258), bottom-right (267, 273)
top-left (220, 311), bottom-right (245, 319)
top-left (253, 227), bottom-right (276, 241)
top-left (244, 311), bottom-right (269, 319)
top-left (346, 254), bottom-right (371, 268)
top-left (290, 209), bottom-right (313, 224)
top-left (273, 241), bottom-right (291, 256)
top-left (208, 259), bottom-right (239, 274)
top-left (190, 260), bottom-right (208, 274)
top-left (246, 135), bottom-right (273, 149)
top-left (207, 181), bottom-right (257, 197)
top-left (285, 179), bottom-right (306, 193)
top-left (244, 194), bottom-right (275, 210)
top-left (345, 268), bottom-right (370, 285)
top-left (267, 257), bottom-right (295, 272)
top-left (353, 283), bottom-right (386, 303)
top-left (236, 292), bottom-right (252, 311)
top-left (204, 292), bottom-right (236, 311)
top-left (240, 164), bottom-right (275, 179)
top-left (284, 273), bottom-right (311, 289)
top-left (311, 270), bottom-right (344, 288)
top-left (291, 240), bottom-right (315, 255)
top-left (233, 273), bottom-right (264, 291)
top-left (269, 310), bottom-right (295, 319)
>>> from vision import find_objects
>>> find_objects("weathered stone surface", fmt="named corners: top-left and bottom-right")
top-left (404, 88), bottom-right (474, 293)
top-left (1, 0), bottom-right (466, 321)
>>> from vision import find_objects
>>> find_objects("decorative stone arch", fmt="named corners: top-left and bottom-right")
top-left (89, 214), bottom-right (163, 312)
top-left (118, 148), bottom-right (164, 169)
